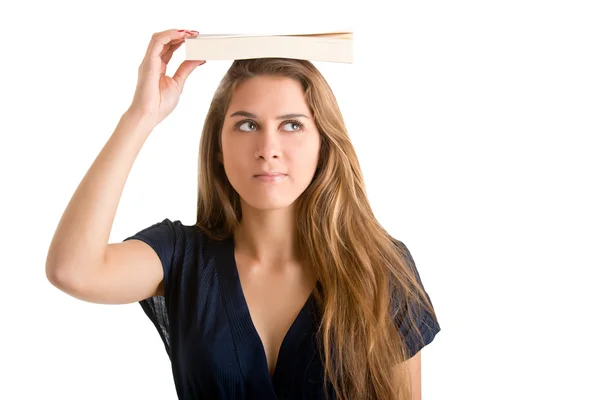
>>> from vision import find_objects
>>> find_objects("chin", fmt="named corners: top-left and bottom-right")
top-left (232, 179), bottom-right (310, 212)
top-left (243, 198), bottom-right (296, 211)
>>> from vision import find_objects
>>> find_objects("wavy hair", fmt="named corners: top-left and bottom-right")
top-left (194, 58), bottom-right (437, 400)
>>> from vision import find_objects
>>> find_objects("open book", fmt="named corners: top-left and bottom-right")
top-left (184, 30), bottom-right (353, 63)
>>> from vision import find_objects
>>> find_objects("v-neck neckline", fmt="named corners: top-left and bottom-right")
top-left (216, 235), bottom-right (316, 397)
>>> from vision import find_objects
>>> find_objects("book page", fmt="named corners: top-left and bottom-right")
top-left (194, 26), bottom-right (354, 38)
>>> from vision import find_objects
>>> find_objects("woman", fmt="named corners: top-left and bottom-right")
top-left (46, 29), bottom-right (441, 400)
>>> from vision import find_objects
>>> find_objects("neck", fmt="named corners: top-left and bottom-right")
top-left (233, 204), bottom-right (302, 268)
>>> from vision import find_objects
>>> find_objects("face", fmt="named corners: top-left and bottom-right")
top-left (219, 75), bottom-right (321, 212)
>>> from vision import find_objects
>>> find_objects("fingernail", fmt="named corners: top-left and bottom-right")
top-left (190, 30), bottom-right (199, 34)
top-left (178, 30), bottom-right (185, 32)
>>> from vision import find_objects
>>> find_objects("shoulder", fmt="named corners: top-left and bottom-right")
top-left (389, 237), bottom-right (417, 270)
top-left (388, 236), bottom-right (441, 358)
top-left (146, 217), bottom-right (207, 243)
top-left (123, 218), bottom-right (210, 264)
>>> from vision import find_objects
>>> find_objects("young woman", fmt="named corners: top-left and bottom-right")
top-left (46, 28), bottom-right (441, 400)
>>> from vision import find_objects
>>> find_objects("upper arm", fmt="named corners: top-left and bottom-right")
top-left (393, 350), bottom-right (422, 400)
top-left (407, 351), bottom-right (422, 400)
top-left (51, 239), bottom-right (165, 305)
top-left (50, 218), bottom-right (177, 305)
top-left (390, 239), bottom-right (438, 398)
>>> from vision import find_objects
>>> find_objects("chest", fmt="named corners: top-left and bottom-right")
top-left (235, 258), bottom-right (317, 378)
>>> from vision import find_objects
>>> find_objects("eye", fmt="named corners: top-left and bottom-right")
top-left (283, 120), bottom-right (305, 132)
top-left (237, 120), bottom-right (257, 132)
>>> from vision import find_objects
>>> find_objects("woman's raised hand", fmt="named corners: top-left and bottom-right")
top-left (128, 29), bottom-right (206, 126)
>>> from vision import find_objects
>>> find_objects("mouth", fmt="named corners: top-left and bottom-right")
top-left (253, 173), bottom-right (287, 177)
top-left (253, 173), bottom-right (287, 182)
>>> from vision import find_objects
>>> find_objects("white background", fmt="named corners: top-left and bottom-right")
top-left (1, 0), bottom-right (599, 399)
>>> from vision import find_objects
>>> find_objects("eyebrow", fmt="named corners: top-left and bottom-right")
top-left (229, 110), bottom-right (310, 120)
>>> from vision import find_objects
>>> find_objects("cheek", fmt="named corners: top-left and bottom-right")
top-left (221, 135), bottom-right (243, 165)
top-left (304, 135), bottom-right (321, 162)
top-left (223, 152), bottom-right (244, 178)
top-left (291, 140), bottom-right (321, 174)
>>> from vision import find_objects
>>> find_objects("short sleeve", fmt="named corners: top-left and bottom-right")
top-left (393, 240), bottom-right (441, 360)
top-left (122, 218), bottom-right (177, 359)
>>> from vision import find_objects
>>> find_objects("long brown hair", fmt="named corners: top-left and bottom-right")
top-left (195, 58), bottom-right (438, 399)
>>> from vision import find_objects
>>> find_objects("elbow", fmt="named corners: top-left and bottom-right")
top-left (46, 263), bottom-right (85, 294)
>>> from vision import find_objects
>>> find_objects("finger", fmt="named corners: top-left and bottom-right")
top-left (161, 40), bottom-right (185, 65)
top-left (142, 29), bottom-right (177, 62)
top-left (160, 38), bottom-right (184, 58)
top-left (149, 29), bottom-right (197, 59)
top-left (172, 60), bottom-right (206, 89)
top-left (141, 29), bottom-right (197, 68)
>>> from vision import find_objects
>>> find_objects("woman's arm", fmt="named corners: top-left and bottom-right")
top-left (394, 350), bottom-right (422, 400)
top-left (407, 351), bottom-right (422, 400)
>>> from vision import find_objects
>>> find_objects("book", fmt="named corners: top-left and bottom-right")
top-left (184, 30), bottom-right (353, 63)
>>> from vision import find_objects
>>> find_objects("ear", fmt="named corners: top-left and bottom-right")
top-left (217, 152), bottom-right (223, 163)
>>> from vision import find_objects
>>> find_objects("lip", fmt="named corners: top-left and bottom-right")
top-left (254, 172), bottom-right (287, 177)
top-left (253, 173), bottom-right (287, 182)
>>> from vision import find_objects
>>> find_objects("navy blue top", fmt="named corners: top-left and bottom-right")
top-left (123, 218), bottom-right (440, 399)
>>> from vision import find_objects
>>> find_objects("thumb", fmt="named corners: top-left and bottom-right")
top-left (172, 60), bottom-right (206, 89)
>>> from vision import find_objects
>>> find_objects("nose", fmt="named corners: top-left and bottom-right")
top-left (254, 125), bottom-right (282, 160)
